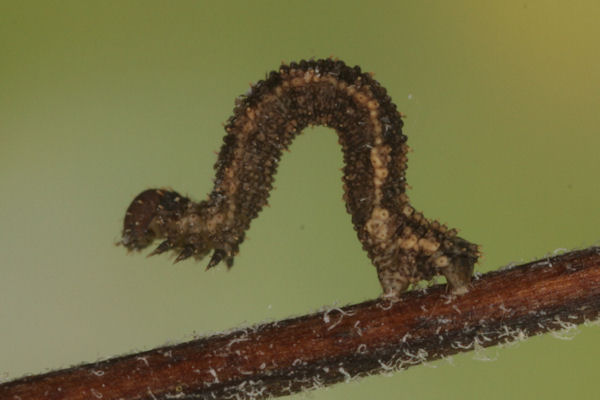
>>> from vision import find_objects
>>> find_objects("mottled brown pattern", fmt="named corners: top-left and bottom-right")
top-left (121, 59), bottom-right (480, 297)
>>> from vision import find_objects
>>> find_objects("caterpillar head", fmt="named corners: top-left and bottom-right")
top-left (121, 189), bottom-right (235, 267)
top-left (121, 189), bottom-right (191, 251)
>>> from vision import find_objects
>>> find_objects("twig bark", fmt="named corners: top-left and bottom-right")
top-left (2, 247), bottom-right (600, 400)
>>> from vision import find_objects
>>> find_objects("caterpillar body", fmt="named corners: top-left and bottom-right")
top-left (121, 59), bottom-right (479, 297)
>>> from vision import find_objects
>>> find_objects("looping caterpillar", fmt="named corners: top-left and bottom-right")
top-left (121, 59), bottom-right (480, 297)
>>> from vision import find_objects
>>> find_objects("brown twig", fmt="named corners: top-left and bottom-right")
top-left (2, 247), bottom-right (600, 400)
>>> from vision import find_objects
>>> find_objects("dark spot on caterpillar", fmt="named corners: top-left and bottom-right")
top-left (121, 58), bottom-right (480, 298)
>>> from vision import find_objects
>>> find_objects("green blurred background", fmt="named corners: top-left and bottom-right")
top-left (1, 1), bottom-right (599, 398)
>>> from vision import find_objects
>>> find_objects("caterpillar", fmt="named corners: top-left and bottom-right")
top-left (121, 59), bottom-right (479, 298)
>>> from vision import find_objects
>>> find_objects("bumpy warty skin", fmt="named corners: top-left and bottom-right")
top-left (121, 59), bottom-right (480, 297)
